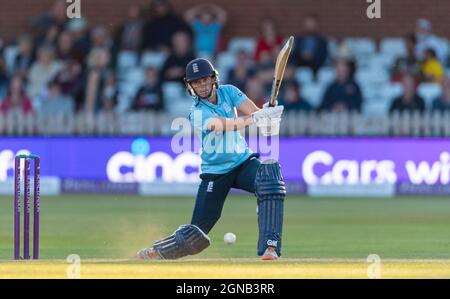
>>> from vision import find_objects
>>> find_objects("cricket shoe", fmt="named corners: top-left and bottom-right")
top-left (137, 247), bottom-right (162, 260)
top-left (261, 246), bottom-right (278, 261)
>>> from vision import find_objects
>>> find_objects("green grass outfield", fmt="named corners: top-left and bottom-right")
top-left (1, 195), bottom-right (450, 278)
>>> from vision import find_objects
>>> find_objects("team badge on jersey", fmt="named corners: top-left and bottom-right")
top-left (223, 103), bottom-right (231, 113)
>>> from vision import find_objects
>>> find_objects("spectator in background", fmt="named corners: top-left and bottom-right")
top-left (114, 4), bottom-right (144, 53)
top-left (160, 31), bottom-right (195, 84)
top-left (255, 60), bottom-right (275, 97)
top-left (90, 25), bottom-right (113, 51)
top-left (293, 14), bottom-right (328, 77)
top-left (56, 31), bottom-right (76, 61)
top-left (99, 75), bottom-right (118, 113)
top-left (67, 17), bottom-right (90, 65)
top-left (422, 48), bottom-right (444, 83)
top-left (38, 24), bottom-right (60, 49)
top-left (244, 76), bottom-right (265, 108)
top-left (83, 47), bottom-right (115, 113)
top-left (39, 81), bottom-right (74, 117)
top-left (415, 18), bottom-right (446, 62)
top-left (184, 3), bottom-right (227, 58)
top-left (132, 67), bottom-right (164, 111)
top-left (12, 34), bottom-right (35, 77)
top-left (52, 59), bottom-right (84, 105)
top-left (391, 34), bottom-right (421, 85)
top-left (276, 63), bottom-right (300, 102)
top-left (254, 18), bottom-right (283, 63)
top-left (279, 81), bottom-right (311, 112)
top-left (83, 26), bottom-right (113, 70)
top-left (227, 49), bottom-right (254, 91)
top-left (253, 62), bottom-right (297, 100)
top-left (0, 74), bottom-right (33, 114)
top-left (432, 77), bottom-right (450, 111)
top-left (279, 62), bottom-right (297, 86)
top-left (389, 73), bottom-right (425, 113)
top-left (30, 0), bottom-right (68, 46)
top-left (318, 55), bottom-right (363, 112)
top-left (142, 0), bottom-right (192, 53)
top-left (27, 43), bottom-right (63, 100)
top-left (0, 51), bottom-right (8, 100)
top-left (111, 4), bottom-right (144, 71)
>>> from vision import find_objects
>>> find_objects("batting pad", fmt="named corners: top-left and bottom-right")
top-left (153, 224), bottom-right (210, 259)
top-left (255, 160), bottom-right (286, 256)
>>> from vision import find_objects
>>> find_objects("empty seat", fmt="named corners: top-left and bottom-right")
top-left (417, 83), bottom-right (442, 108)
top-left (122, 67), bottom-right (145, 85)
top-left (327, 38), bottom-right (339, 64)
top-left (117, 51), bottom-right (138, 70)
top-left (343, 38), bottom-right (376, 58)
top-left (295, 67), bottom-right (314, 85)
top-left (227, 37), bottom-right (256, 54)
top-left (3, 45), bottom-right (18, 74)
top-left (356, 68), bottom-right (389, 86)
top-left (382, 82), bottom-right (403, 100)
top-left (317, 67), bottom-right (335, 85)
top-left (215, 52), bottom-right (236, 83)
top-left (118, 81), bottom-right (140, 98)
top-left (301, 83), bottom-right (324, 108)
top-left (435, 37), bottom-right (450, 62)
top-left (366, 53), bottom-right (396, 71)
top-left (141, 51), bottom-right (167, 69)
top-left (380, 37), bottom-right (407, 59)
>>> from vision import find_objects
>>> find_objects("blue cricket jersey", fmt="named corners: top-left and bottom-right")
top-left (188, 84), bottom-right (252, 174)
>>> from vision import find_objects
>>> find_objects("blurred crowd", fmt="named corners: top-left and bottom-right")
top-left (0, 0), bottom-right (450, 120)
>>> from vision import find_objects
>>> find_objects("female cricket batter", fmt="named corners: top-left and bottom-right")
top-left (138, 58), bottom-right (286, 260)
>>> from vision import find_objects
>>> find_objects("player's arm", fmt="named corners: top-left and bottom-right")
top-left (237, 98), bottom-right (260, 115)
top-left (207, 3), bottom-right (228, 25)
top-left (184, 4), bottom-right (204, 23)
top-left (205, 98), bottom-right (261, 131)
top-left (206, 103), bottom-right (283, 132)
top-left (206, 115), bottom-right (253, 132)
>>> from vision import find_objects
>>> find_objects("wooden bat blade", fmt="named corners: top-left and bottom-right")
top-left (270, 36), bottom-right (294, 106)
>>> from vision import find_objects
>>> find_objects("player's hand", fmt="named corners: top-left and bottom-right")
top-left (251, 106), bottom-right (284, 136)
top-left (263, 100), bottom-right (278, 108)
top-left (251, 105), bottom-right (284, 123)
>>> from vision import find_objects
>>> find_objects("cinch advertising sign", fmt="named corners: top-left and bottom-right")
top-left (1, 137), bottom-right (450, 191)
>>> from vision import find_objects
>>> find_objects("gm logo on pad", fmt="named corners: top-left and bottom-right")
top-left (267, 240), bottom-right (278, 247)
top-left (192, 63), bottom-right (199, 73)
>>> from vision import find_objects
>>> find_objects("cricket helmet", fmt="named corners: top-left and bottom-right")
top-left (184, 58), bottom-right (220, 98)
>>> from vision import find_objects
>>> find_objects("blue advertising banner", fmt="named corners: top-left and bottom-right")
top-left (1, 137), bottom-right (450, 195)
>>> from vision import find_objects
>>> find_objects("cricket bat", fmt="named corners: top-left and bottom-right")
top-left (269, 36), bottom-right (294, 107)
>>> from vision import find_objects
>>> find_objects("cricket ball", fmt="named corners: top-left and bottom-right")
top-left (224, 232), bottom-right (236, 244)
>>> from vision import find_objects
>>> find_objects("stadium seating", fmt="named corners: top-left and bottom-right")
top-left (380, 37), bottom-right (407, 59)
top-left (343, 38), bottom-right (377, 58)
top-left (2, 33), bottom-right (450, 136)
top-left (3, 45), bottom-right (18, 75)
top-left (316, 67), bottom-right (335, 85)
top-left (227, 37), bottom-right (256, 55)
top-left (141, 51), bottom-right (167, 69)
top-left (215, 52), bottom-right (236, 82)
top-left (417, 83), bottom-right (442, 109)
top-left (117, 51), bottom-right (139, 71)
top-left (295, 67), bottom-right (314, 85)
top-left (301, 83), bottom-right (323, 108)
top-left (162, 82), bottom-right (192, 119)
